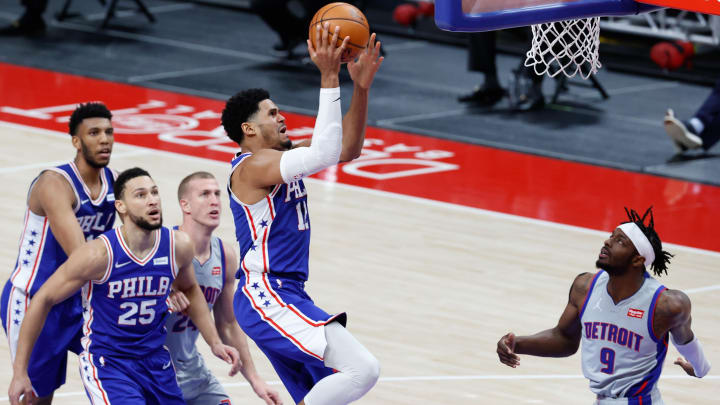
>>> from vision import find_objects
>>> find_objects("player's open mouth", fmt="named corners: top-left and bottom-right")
top-left (208, 209), bottom-right (219, 218)
top-left (148, 209), bottom-right (160, 218)
top-left (279, 126), bottom-right (286, 134)
top-left (599, 247), bottom-right (610, 259)
top-left (98, 149), bottom-right (111, 158)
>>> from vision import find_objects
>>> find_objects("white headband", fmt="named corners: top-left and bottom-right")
top-left (617, 222), bottom-right (655, 267)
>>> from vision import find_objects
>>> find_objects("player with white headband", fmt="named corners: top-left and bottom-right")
top-left (497, 207), bottom-right (711, 404)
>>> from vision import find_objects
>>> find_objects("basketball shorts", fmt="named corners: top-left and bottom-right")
top-left (595, 387), bottom-right (664, 405)
top-left (1, 280), bottom-right (83, 397)
top-left (234, 272), bottom-right (346, 403)
top-left (79, 347), bottom-right (185, 405)
top-left (176, 355), bottom-right (231, 405)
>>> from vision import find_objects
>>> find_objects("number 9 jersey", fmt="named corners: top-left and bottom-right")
top-left (579, 270), bottom-right (668, 403)
top-left (80, 226), bottom-right (178, 358)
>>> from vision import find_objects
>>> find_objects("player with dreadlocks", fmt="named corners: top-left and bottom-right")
top-left (496, 207), bottom-right (711, 404)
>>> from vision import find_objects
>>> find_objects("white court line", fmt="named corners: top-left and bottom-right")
top-left (50, 21), bottom-right (275, 63)
top-left (576, 81), bottom-right (680, 99)
top-left (128, 63), bottom-right (248, 83)
top-left (0, 374), bottom-right (715, 402)
top-left (83, 3), bottom-right (194, 21)
top-left (2, 120), bottom-right (719, 262)
top-left (382, 41), bottom-right (429, 52)
top-left (376, 108), bottom-right (467, 126)
top-left (684, 284), bottom-right (720, 294)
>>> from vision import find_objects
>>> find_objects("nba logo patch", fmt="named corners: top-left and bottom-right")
top-left (212, 266), bottom-right (221, 276)
top-left (627, 308), bottom-right (645, 319)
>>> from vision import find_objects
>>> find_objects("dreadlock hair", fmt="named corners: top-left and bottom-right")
top-left (622, 206), bottom-right (673, 277)
top-left (221, 88), bottom-right (270, 145)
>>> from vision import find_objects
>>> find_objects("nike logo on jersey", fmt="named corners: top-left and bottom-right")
top-left (163, 360), bottom-right (172, 370)
top-left (333, 96), bottom-right (341, 102)
top-left (115, 260), bottom-right (132, 268)
top-left (80, 199), bottom-right (90, 205)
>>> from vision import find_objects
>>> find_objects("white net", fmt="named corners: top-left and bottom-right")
top-left (525, 17), bottom-right (601, 79)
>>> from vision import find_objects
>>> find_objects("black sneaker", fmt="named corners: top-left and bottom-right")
top-left (664, 109), bottom-right (703, 152)
top-left (0, 19), bottom-right (45, 37)
top-left (458, 86), bottom-right (505, 106)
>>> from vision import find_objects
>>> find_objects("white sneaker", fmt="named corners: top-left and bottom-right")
top-left (664, 109), bottom-right (703, 152)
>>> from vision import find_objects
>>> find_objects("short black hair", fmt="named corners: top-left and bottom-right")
top-left (115, 167), bottom-right (151, 200)
top-left (68, 102), bottom-right (112, 136)
top-left (221, 88), bottom-right (270, 145)
top-left (622, 207), bottom-right (673, 277)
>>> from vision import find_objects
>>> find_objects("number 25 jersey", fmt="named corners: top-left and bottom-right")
top-left (81, 227), bottom-right (178, 358)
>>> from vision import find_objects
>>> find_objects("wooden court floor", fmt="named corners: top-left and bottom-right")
top-left (0, 122), bottom-right (718, 404)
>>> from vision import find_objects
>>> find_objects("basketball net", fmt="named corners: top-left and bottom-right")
top-left (525, 17), bottom-right (601, 79)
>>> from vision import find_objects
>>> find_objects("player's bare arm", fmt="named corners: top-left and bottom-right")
top-left (8, 239), bottom-right (109, 405)
top-left (214, 242), bottom-right (283, 404)
top-left (29, 171), bottom-right (88, 256)
top-left (171, 230), bottom-right (240, 373)
top-left (652, 288), bottom-right (711, 377)
top-left (498, 272), bottom-right (593, 367)
top-left (340, 32), bottom-right (383, 162)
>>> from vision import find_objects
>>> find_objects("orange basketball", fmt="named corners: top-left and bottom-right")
top-left (309, 2), bottom-right (370, 63)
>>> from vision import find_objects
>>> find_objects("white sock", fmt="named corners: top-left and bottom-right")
top-left (688, 117), bottom-right (704, 134)
top-left (303, 323), bottom-right (380, 405)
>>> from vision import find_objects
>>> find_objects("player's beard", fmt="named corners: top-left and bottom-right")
top-left (80, 140), bottom-right (108, 169)
top-left (596, 258), bottom-right (630, 276)
top-left (280, 138), bottom-right (292, 150)
top-left (129, 211), bottom-right (163, 231)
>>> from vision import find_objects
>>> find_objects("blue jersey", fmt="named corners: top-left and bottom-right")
top-left (10, 162), bottom-right (116, 296)
top-left (228, 152), bottom-right (311, 281)
top-left (81, 227), bottom-right (178, 358)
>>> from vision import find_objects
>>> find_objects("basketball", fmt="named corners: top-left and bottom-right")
top-left (309, 2), bottom-right (370, 63)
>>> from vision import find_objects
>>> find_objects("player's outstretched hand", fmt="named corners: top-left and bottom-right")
top-left (674, 356), bottom-right (697, 377)
top-left (211, 343), bottom-right (241, 376)
top-left (348, 33), bottom-right (384, 90)
top-left (497, 332), bottom-right (520, 368)
top-left (251, 378), bottom-right (284, 405)
top-left (307, 22), bottom-right (347, 78)
top-left (9, 372), bottom-right (35, 405)
top-left (167, 289), bottom-right (190, 315)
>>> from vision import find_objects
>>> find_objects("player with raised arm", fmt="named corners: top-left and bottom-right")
top-left (497, 207), bottom-right (711, 404)
top-left (8, 168), bottom-right (239, 405)
top-left (222, 23), bottom-right (383, 405)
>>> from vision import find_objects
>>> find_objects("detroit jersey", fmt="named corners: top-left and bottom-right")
top-left (81, 227), bottom-right (178, 358)
top-left (10, 162), bottom-right (116, 296)
top-left (228, 152), bottom-right (311, 281)
top-left (164, 235), bottom-right (225, 378)
top-left (580, 270), bottom-right (668, 399)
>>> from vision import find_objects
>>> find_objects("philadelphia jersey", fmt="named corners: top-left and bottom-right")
top-left (10, 162), bottom-right (116, 295)
top-left (580, 270), bottom-right (668, 399)
top-left (228, 152), bottom-right (311, 281)
top-left (81, 227), bottom-right (178, 358)
top-left (164, 234), bottom-right (225, 380)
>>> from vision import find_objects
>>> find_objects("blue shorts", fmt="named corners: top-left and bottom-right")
top-left (1, 280), bottom-right (83, 397)
top-left (234, 272), bottom-right (346, 403)
top-left (79, 347), bottom-right (184, 405)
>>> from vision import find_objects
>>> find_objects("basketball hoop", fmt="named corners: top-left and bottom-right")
top-left (525, 17), bottom-right (601, 79)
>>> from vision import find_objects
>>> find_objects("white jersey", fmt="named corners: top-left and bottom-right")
top-left (580, 270), bottom-right (668, 402)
